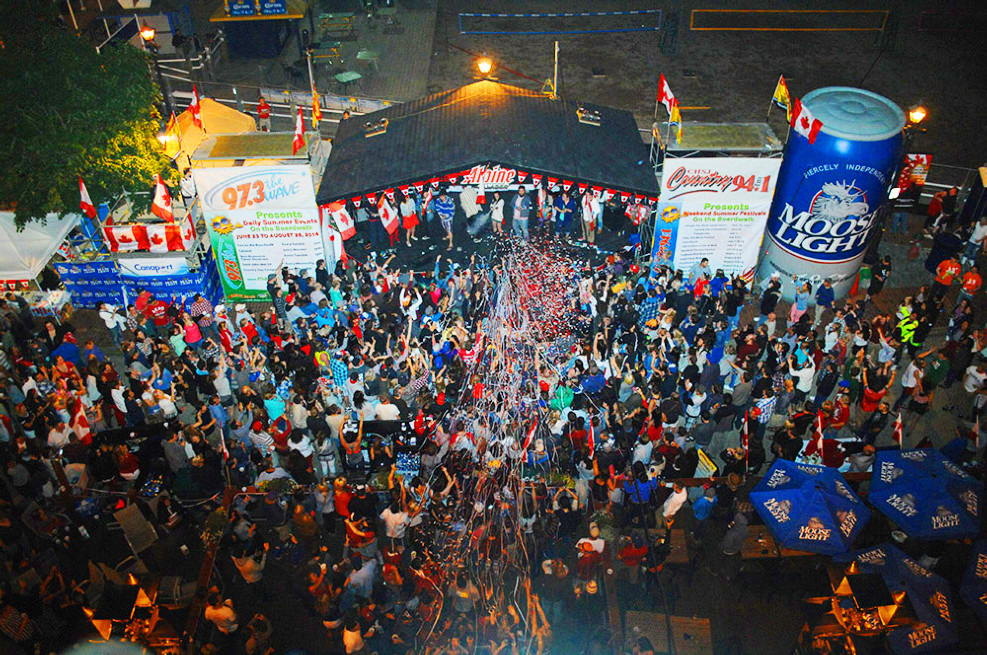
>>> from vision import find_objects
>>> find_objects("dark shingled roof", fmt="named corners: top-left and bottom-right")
top-left (316, 80), bottom-right (659, 204)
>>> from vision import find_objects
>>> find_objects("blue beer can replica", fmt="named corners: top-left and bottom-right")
top-left (757, 87), bottom-right (905, 300)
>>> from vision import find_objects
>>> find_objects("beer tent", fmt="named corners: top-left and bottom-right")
top-left (316, 80), bottom-right (660, 205)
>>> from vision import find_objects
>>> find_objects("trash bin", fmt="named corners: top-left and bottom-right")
top-left (924, 232), bottom-right (964, 275)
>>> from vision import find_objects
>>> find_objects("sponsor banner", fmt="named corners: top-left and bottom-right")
top-left (459, 164), bottom-right (517, 190)
top-left (118, 256), bottom-right (190, 278)
top-left (52, 260), bottom-right (124, 309)
top-left (895, 153), bottom-right (932, 207)
top-left (651, 157), bottom-right (781, 280)
top-left (194, 166), bottom-right (324, 301)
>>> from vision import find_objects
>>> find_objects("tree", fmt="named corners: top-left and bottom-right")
top-left (0, 1), bottom-right (173, 228)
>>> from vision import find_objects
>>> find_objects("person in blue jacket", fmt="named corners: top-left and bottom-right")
top-left (813, 278), bottom-right (835, 328)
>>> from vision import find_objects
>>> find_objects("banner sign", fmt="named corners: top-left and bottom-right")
top-left (194, 166), bottom-right (324, 301)
top-left (226, 0), bottom-right (255, 16)
top-left (459, 165), bottom-right (517, 190)
top-left (53, 260), bottom-right (123, 309)
top-left (895, 153), bottom-right (932, 208)
top-left (260, 0), bottom-right (287, 15)
top-left (118, 256), bottom-right (190, 278)
top-left (102, 215), bottom-right (196, 253)
top-left (651, 157), bottom-right (781, 280)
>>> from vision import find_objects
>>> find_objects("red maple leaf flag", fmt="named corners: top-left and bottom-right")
top-left (657, 73), bottom-right (677, 115)
top-left (189, 84), bottom-right (203, 129)
top-left (741, 411), bottom-right (750, 467)
top-left (790, 97), bottom-right (823, 144)
top-left (892, 410), bottom-right (903, 448)
top-left (79, 176), bottom-right (97, 219)
top-left (378, 196), bottom-right (399, 235)
top-left (522, 418), bottom-right (538, 451)
top-left (151, 174), bottom-right (175, 222)
top-left (814, 411), bottom-right (825, 454)
top-left (70, 395), bottom-right (92, 445)
top-left (292, 107), bottom-right (305, 154)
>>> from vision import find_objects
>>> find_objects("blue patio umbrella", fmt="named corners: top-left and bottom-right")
top-left (750, 460), bottom-right (871, 555)
top-left (836, 543), bottom-right (958, 654)
top-left (960, 538), bottom-right (987, 625)
top-left (868, 449), bottom-right (983, 540)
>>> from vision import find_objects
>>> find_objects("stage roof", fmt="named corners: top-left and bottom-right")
top-left (317, 80), bottom-right (659, 204)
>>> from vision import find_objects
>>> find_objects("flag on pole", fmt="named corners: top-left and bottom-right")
top-left (892, 410), bottom-right (903, 448)
top-left (311, 86), bottom-right (322, 129)
top-left (151, 174), bottom-right (175, 222)
top-left (741, 410), bottom-right (750, 467)
top-left (657, 73), bottom-right (676, 114)
top-left (292, 107), bottom-right (305, 154)
top-left (162, 112), bottom-right (182, 158)
top-left (189, 84), bottom-right (203, 129)
top-left (790, 97), bottom-right (823, 144)
top-left (78, 176), bottom-right (97, 219)
top-left (814, 411), bottom-right (825, 455)
top-left (523, 419), bottom-right (538, 451)
top-left (378, 195), bottom-right (399, 235)
top-left (669, 101), bottom-right (683, 144)
top-left (772, 75), bottom-right (793, 121)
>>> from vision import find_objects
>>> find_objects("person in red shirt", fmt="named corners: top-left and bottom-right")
top-left (143, 293), bottom-right (173, 334)
top-left (959, 265), bottom-right (982, 306)
top-left (257, 96), bottom-right (271, 131)
top-left (932, 257), bottom-right (961, 303)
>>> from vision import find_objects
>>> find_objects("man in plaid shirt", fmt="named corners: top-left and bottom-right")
top-left (329, 352), bottom-right (349, 388)
top-left (189, 293), bottom-right (217, 340)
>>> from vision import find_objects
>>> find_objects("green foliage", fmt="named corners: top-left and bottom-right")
top-left (0, 1), bottom-right (173, 227)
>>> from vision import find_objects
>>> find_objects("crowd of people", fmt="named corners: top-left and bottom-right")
top-left (0, 196), bottom-right (984, 654)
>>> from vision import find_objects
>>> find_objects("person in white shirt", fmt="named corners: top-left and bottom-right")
top-left (662, 482), bottom-right (688, 524)
top-left (375, 395), bottom-right (400, 421)
top-left (631, 433), bottom-right (654, 465)
top-left (380, 501), bottom-right (409, 542)
top-left (48, 421), bottom-right (74, 450)
top-left (98, 303), bottom-right (127, 347)
top-left (489, 191), bottom-right (505, 235)
top-left (204, 592), bottom-right (238, 635)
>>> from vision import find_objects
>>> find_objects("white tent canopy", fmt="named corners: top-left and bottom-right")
top-left (0, 212), bottom-right (80, 280)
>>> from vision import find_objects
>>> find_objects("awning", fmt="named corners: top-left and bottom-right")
top-left (0, 212), bottom-right (80, 280)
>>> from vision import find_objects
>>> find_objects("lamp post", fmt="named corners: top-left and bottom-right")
top-left (140, 23), bottom-right (175, 117)
top-left (476, 53), bottom-right (493, 77)
top-left (864, 102), bottom-right (928, 264)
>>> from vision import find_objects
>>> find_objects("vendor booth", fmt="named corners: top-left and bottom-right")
top-left (0, 212), bottom-right (79, 317)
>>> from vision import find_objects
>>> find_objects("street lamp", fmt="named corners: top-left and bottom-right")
top-left (907, 103), bottom-right (928, 128)
top-left (476, 55), bottom-right (493, 76)
top-left (139, 23), bottom-right (156, 42)
top-left (140, 22), bottom-right (174, 118)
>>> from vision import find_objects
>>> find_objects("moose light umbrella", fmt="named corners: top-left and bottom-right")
top-left (750, 460), bottom-right (870, 556)
top-left (960, 538), bottom-right (987, 626)
top-left (868, 449), bottom-right (983, 540)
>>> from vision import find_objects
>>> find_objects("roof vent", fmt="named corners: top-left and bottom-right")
top-left (576, 107), bottom-right (601, 126)
top-left (364, 118), bottom-right (389, 138)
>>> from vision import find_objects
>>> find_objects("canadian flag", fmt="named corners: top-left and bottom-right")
top-left (151, 174), bottom-right (174, 222)
top-left (366, 192), bottom-right (376, 205)
top-left (384, 188), bottom-right (395, 203)
top-left (398, 184), bottom-right (409, 196)
top-left (422, 188), bottom-right (434, 214)
top-left (619, 191), bottom-right (629, 203)
top-left (379, 196), bottom-right (399, 235)
top-left (292, 107), bottom-right (305, 154)
top-left (103, 214), bottom-right (195, 252)
top-left (69, 395), bottom-right (92, 445)
top-left (741, 411), bottom-right (750, 466)
top-left (790, 97), bottom-right (823, 144)
top-left (79, 176), bottom-right (97, 219)
top-left (547, 176), bottom-right (558, 189)
top-left (892, 410), bottom-right (903, 448)
top-left (658, 73), bottom-right (677, 115)
top-left (814, 411), bottom-right (825, 455)
top-left (522, 418), bottom-right (538, 451)
top-left (323, 226), bottom-right (346, 269)
top-left (413, 182), bottom-right (424, 194)
top-left (577, 182), bottom-right (588, 195)
top-left (430, 178), bottom-right (439, 189)
top-left (562, 180), bottom-right (573, 191)
top-left (516, 170), bottom-right (528, 182)
top-left (189, 84), bottom-right (203, 129)
top-left (531, 173), bottom-right (542, 186)
top-left (323, 203), bottom-right (356, 239)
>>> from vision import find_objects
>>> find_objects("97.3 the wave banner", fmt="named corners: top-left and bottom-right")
top-left (193, 166), bottom-right (324, 301)
top-left (651, 157), bottom-right (782, 282)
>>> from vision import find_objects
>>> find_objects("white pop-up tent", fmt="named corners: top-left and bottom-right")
top-left (0, 212), bottom-right (81, 280)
